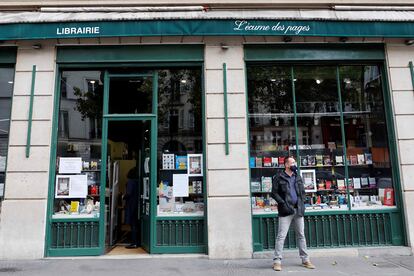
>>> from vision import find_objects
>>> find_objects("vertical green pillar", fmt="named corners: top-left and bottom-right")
top-left (26, 65), bottom-right (36, 158)
top-left (223, 63), bottom-right (229, 155)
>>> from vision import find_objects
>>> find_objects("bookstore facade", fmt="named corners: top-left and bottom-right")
top-left (0, 12), bottom-right (413, 259)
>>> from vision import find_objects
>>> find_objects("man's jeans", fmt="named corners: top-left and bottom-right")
top-left (273, 208), bottom-right (309, 264)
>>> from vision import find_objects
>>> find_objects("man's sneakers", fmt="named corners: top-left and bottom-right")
top-left (302, 261), bottom-right (316, 269)
top-left (272, 261), bottom-right (315, 271)
top-left (272, 262), bottom-right (282, 271)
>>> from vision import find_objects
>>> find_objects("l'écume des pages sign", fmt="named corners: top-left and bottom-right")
top-left (1, 19), bottom-right (414, 40)
top-left (233, 20), bottom-right (311, 35)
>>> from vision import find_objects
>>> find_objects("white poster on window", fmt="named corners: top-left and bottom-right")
top-left (55, 174), bottom-right (87, 198)
top-left (58, 157), bottom-right (82, 174)
top-left (172, 174), bottom-right (189, 197)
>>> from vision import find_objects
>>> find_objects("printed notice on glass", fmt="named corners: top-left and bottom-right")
top-left (172, 174), bottom-right (189, 197)
top-left (59, 157), bottom-right (82, 174)
top-left (55, 174), bottom-right (87, 198)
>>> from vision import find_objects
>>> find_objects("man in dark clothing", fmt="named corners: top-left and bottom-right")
top-left (124, 168), bottom-right (139, 249)
top-left (270, 156), bottom-right (315, 271)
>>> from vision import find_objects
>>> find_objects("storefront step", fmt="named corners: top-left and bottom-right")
top-left (253, 246), bottom-right (412, 259)
top-left (45, 253), bottom-right (208, 260)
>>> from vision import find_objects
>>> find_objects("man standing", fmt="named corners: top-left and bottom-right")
top-left (271, 156), bottom-right (315, 271)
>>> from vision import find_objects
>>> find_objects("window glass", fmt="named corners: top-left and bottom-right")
top-left (157, 68), bottom-right (204, 216)
top-left (247, 64), bottom-right (396, 214)
top-left (53, 70), bottom-right (104, 219)
top-left (340, 65), bottom-right (395, 209)
top-left (295, 66), bottom-right (347, 211)
top-left (0, 68), bottom-right (14, 203)
top-left (247, 66), bottom-right (295, 215)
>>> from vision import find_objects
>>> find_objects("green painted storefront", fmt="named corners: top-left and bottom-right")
top-left (0, 18), bottom-right (404, 256)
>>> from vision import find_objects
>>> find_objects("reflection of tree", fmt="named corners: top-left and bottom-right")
top-left (247, 66), bottom-right (292, 114)
top-left (73, 86), bottom-right (103, 120)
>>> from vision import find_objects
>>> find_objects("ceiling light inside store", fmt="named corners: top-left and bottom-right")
top-left (89, 80), bottom-right (96, 84)
top-left (344, 78), bottom-right (351, 84)
top-left (315, 79), bottom-right (322, 84)
top-left (7, 81), bottom-right (13, 84)
top-left (270, 79), bottom-right (277, 82)
top-left (180, 79), bottom-right (187, 84)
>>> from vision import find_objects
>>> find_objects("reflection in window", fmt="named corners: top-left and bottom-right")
top-left (247, 64), bottom-right (396, 214)
top-left (157, 68), bottom-right (204, 216)
top-left (0, 68), bottom-right (14, 202)
top-left (340, 66), bottom-right (394, 210)
top-left (52, 70), bottom-right (104, 219)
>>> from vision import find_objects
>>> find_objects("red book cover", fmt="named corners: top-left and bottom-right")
top-left (383, 188), bottom-right (394, 206)
top-left (263, 157), bottom-right (272, 167)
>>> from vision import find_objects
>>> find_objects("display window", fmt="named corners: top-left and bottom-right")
top-left (157, 68), bottom-right (204, 217)
top-left (247, 64), bottom-right (396, 214)
top-left (0, 68), bottom-right (14, 203)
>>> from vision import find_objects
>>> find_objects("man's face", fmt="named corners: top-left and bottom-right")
top-left (285, 157), bottom-right (296, 170)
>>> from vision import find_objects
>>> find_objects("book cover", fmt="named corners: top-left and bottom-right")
top-left (337, 179), bottom-right (346, 190)
top-left (308, 156), bottom-right (316, 166)
top-left (263, 157), bottom-right (272, 167)
top-left (357, 154), bottom-right (365, 165)
top-left (251, 181), bottom-right (261, 192)
top-left (323, 155), bottom-right (332, 166)
top-left (350, 155), bottom-right (358, 165)
top-left (271, 157), bottom-right (278, 167)
top-left (316, 155), bottom-right (323, 166)
top-left (255, 157), bottom-right (263, 168)
top-left (348, 178), bottom-right (354, 189)
top-left (175, 156), bottom-right (187, 170)
top-left (325, 180), bottom-right (332, 190)
top-left (261, 177), bottom-right (272, 192)
top-left (162, 153), bottom-right (175, 170)
top-left (335, 155), bottom-right (343, 165)
top-left (361, 177), bottom-right (369, 187)
top-left (368, 177), bottom-right (377, 188)
top-left (70, 201), bottom-right (80, 213)
top-left (278, 156), bottom-right (285, 167)
top-left (353, 177), bottom-right (361, 189)
top-left (249, 157), bottom-right (256, 168)
top-left (300, 156), bottom-right (309, 167)
top-left (365, 153), bottom-right (373, 165)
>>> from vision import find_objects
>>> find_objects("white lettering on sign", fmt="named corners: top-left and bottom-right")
top-left (57, 26), bottom-right (100, 35)
top-left (234, 20), bottom-right (310, 35)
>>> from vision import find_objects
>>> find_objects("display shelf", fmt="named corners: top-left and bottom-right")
top-left (52, 213), bottom-right (100, 219)
top-left (250, 167), bottom-right (284, 169)
top-left (251, 191), bottom-right (271, 194)
top-left (350, 205), bottom-right (397, 211)
top-left (157, 211), bottom-right (204, 217)
top-left (82, 169), bottom-right (101, 172)
top-left (160, 169), bottom-right (187, 171)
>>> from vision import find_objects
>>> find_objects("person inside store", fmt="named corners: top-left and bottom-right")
top-left (123, 167), bottom-right (139, 249)
top-left (271, 156), bottom-right (315, 271)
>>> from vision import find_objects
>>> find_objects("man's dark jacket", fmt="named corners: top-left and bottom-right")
top-left (271, 171), bottom-right (306, 217)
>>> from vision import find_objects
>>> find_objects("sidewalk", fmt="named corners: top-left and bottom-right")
top-left (1, 254), bottom-right (413, 276)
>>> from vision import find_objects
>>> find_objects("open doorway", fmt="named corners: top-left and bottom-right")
top-left (105, 120), bottom-right (151, 255)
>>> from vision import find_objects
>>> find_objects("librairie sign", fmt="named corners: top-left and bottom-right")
top-left (0, 19), bottom-right (413, 40)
